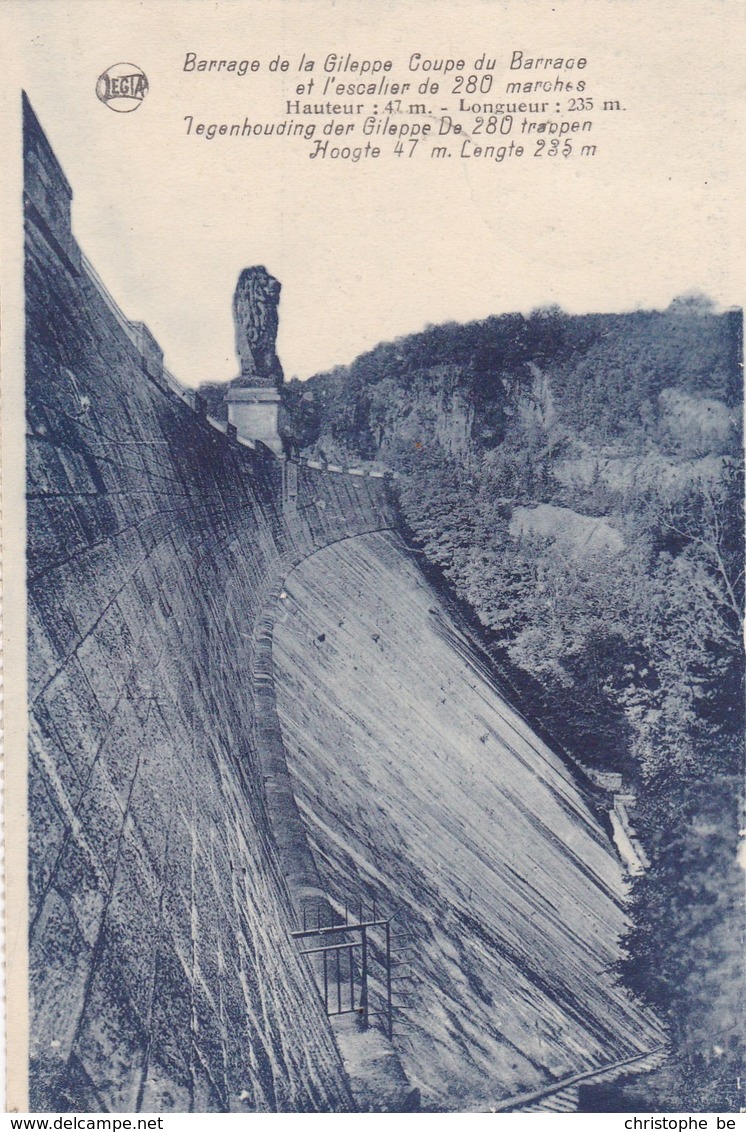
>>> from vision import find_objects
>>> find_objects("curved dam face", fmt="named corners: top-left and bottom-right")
top-left (23, 95), bottom-right (660, 1114)
top-left (23, 97), bottom-right (394, 1113)
top-left (272, 531), bottom-right (662, 1109)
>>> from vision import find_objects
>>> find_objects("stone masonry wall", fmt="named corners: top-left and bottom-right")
top-left (24, 95), bottom-right (396, 1112)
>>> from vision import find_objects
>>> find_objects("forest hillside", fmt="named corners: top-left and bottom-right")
top-left (278, 296), bottom-right (744, 1111)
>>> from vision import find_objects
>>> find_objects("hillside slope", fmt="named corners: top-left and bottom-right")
top-left (285, 301), bottom-right (743, 1110)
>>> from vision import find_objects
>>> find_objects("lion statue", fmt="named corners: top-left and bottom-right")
top-left (232, 266), bottom-right (284, 388)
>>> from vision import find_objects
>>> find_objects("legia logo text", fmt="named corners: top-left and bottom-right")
top-left (96, 63), bottom-right (149, 112)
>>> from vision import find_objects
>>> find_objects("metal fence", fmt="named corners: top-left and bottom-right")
top-left (291, 897), bottom-right (408, 1040)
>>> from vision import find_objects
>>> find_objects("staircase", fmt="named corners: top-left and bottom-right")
top-left (492, 1045), bottom-right (668, 1112)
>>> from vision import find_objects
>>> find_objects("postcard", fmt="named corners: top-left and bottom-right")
top-left (1, 0), bottom-right (743, 1116)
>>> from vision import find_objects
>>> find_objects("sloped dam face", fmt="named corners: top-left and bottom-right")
top-left (23, 96), bottom-right (660, 1113)
top-left (273, 531), bottom-right (661, 1109)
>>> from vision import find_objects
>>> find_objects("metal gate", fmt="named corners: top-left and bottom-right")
top-left (290, 898), bottom-right (398, 1039)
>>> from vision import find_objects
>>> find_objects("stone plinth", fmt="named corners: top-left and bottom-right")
top-left (226, 386), bottom-right (283, 455)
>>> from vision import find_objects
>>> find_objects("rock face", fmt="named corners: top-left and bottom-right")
top-left (232, 266), bottom-right (284, 389)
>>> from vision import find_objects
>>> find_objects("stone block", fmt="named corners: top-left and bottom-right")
top-left (46, 1054), bottom-right (104, 1113)
top-left (75, 630), bottom-right (121, 721)
top-left (39, 658), bottom-right (107, 782)
top-left (131, 323), bottom-right (164, 383)
top-left (27, 594), bottom-right (65, 701)
top-left (138, 1056), bottom-right (192, 1114)
top-left (100, 864), bottom-right (160, 1024)
top-left (191, 1060), bottom-right (228, 1114)
top-left (125, 773), bottom-right (170, 880)
top-left (72, 955), bottom-right (148, 1113)
top-left (28, 752), bottom-right (69, 922)
top-left (71, 494), bottom-right (120, 547)
top-left (52, 830), bottom-right (108, 948)
top-left (29, 890), bottom-right (91, 1080)
top-left (226, 387), bottom-right (282, 456)
top-left (190, 980), bottom-right (229, 1104)
top-left (23, 95), bottom-right (78, 267)
top-left (95, 696), bottom-right (144, 810)
top-left (27, 497), bottom-right (86, 578)
top-left (145, 944), bottom-right (194, 1079)
top-left (26, 435), bottom-right (69, 496)
top-left (55, 446), bottom-right (101, 496)
top-left (38, 547), bottom-right (126, 651)
top-left (71, 757), bottom-right (127, 883)
top-left (95, 599), bottom-right (137, 686)
top-left (29, 704), bottom-right (85, 815)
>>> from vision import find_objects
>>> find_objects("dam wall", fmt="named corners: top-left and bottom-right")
top-left (23, 94), bottom-right (662, 1114)
top-left (272, 532), bottom-right (663, 1109)
top-left (24, 95), bottom-right (395, 1112)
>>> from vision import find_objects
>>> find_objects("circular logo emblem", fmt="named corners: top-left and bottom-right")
top-left (96, 63), bottom-right (149, 112)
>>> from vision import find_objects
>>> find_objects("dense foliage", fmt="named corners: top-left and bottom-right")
top-left (292, 297), bottom-right (744, 1110)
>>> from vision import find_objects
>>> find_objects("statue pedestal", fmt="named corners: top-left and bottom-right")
top-left (226, 386), bottom-right (283, 456)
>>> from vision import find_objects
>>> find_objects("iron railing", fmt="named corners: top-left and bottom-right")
top-left (291, 898), bottom-right (397, 1039)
